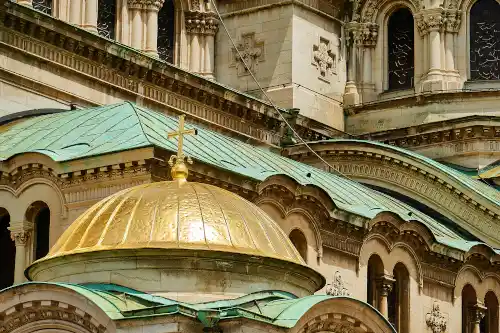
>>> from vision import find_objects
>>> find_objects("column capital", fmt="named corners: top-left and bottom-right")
top-left (127, 0), bottom-right (165, 11)
top-left (346, 22), bottom-right (379, 47)
top-left (8, 221), bottom-right (34, 246)
top-left (444, 9), bottom-right (462, 33)
top-left (469, 303), bottom-right (487, 324)
top-left (185, 11), bottom-right (219, 35)
top-left (416, 9), bottom-right (446, 35)
top-left (375, 275), bottom-right (395, 296)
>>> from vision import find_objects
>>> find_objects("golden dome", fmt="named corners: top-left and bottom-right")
top-left (45, 181), bottom-right (305, 265)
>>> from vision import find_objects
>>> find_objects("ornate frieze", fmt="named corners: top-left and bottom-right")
top-left (312, 36), bottom-right (336, 82)
top-left (127, 0), bottom-right (165, 10)
top-left (0, 300), bottom-right (107, 333)
top-left (185, 11), bottom-right (219, 35)
top-left (426, 302), bottom-right (447, 333)
top-left (230, 32), bottom-right (265, 76)
top-left (326, 271), bottom-right (350, 296)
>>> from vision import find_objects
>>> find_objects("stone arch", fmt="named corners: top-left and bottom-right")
top-left (286, 208), bottom-right (323, 259)
top-left (288, 297), bottom-right (396, 333)
top-left (360, 0), bottom-right (421, 23)
top-left (388, 243), bottom-right (423, 290)
top-left (455, 265), bottom-right (483, 300)
top-left (359, 234), bottom-right (392, 269)
top-left (0, 207), bottom-right (15, 290)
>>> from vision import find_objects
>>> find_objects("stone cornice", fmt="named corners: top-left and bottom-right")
top-left (0, 0), bottom-right (335, 146)
top-left (288, 146), bottom-right (500, 247)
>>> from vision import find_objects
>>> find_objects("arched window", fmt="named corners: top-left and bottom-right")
top-left (0, 208), bottom-right (15, 289)
top-left (289, 229), bottom-right (307, 262)
top-left (470, 0), bottom-right (500, 80)
top-left (387, 7), bottom-right (414, 90)
top-left (485, 291), bottom-right (499, 333)
top-left (367, 254), bottom-right (384, 308)
top-left (26, 202), bottom-right (51, 261)
top-left (158, 0), bottom-right (175, 63)
top-left (389, 263), bottom-right (410, 333)
top-left (97, 0), bottom-right (117, 39)
top-left (462, 284), bottom-right (484, 333)
top-left (32, 0), bottom-right (52, 15)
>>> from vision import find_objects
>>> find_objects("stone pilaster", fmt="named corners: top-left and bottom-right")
top-left (375, 275), bottom-right (395, 318)
top-left (185, 11), bottom-right (219, 78)
top-left (443, 9), bottom-right (462, 89)
top-left (344, 22), bottom-right (379, 105)
top-left (8, 222), bottom-right (34, 284)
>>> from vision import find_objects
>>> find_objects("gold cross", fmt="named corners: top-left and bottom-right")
top-left (167, 114), bottom-right (197, 180)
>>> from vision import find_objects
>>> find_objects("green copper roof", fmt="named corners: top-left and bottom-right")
top-left (0, 102), bottom-right (485, 251)
top-left (1, 283), bottom-right (394, 331)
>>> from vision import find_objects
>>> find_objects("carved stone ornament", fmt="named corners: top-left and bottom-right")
top-left (127, 0), bottom-right (165, 10)
top-left (346, 22), bottom-right (379, 47)
top-left (326, 271), bottom-right (350, 296)
top-left (416, 9), bottom-right (445, 36)
top-left (185, 11), bottom-right (219, 35)
top-left (230, 33), bottom-right (265, 76)
top-left (469, 303), bottom-right (487, 324)
top-left (10, 231), bottom-right (31, 246)
top-left (426, 302), bottom-right (447, 333)
top-left (375, 275), bottom-right (395, 296)
top-left (444, 9), bottom-right (462, 33)
top-left (312, 37), bottom-right (336, 82)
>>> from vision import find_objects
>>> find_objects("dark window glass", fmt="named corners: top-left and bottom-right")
top-left (470, 0), bottom-right (500, 80)
top-left (98, 0), bottom-right (116, 39)
top-left (388, 8), bottom-right (414, 90)
top-left (0, 213), bottom-right (15, 289)
top-left (32, 0), bottom-right (52, 15)
top-left (34, 207), bottom-right (50, 260)
top-left (158, 0), bottom-right (175, 63)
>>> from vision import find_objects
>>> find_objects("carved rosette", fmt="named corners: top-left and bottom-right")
top-left (416, 9), bottom-right (445, 36)
top-left (10, 231), bottom-right (31, 246)
top-left (185, 11), bottom-right (219, 35)
top-left (426, 302), bottom-right (447, 333)
top-left (127, 0), bottom-right (165, 11)
top-left (230, 32), bottom-right (265, 76)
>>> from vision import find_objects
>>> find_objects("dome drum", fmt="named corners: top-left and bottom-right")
top-left (26, 248), bottom-right (324, 302)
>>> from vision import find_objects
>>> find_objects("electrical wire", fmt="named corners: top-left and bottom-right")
top-left (208, 0), bottom-right (349, 178)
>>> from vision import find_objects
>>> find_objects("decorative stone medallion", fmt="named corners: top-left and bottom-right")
top-left (230, 33), bottom-right (265, 76)
top-left (312, 36), bottom-right (336, 82)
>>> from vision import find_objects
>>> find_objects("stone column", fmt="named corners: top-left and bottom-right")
top-left (469, 303), bottom-right (487, 333)
top-left (130, 8), bottom-right (142, 49)
top-left (375, 275), bottom-right (395, 318)
top-left (185, 11), bottom-right (218, 76)
top-left (9, 222), bottom-right (34, 284)
top-left (83, 0), bottom-right (98, 33)
top-left (69, 0), bottom-right (83, 25)
top-left (144, 8), bottom-right (159, 56)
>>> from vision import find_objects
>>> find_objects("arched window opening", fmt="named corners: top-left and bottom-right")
top-left (485, 291), bottom-right (499, 333)
top-left (367, 254), bottom-right (384, 308)
top-left (32, 0), bottom-right (52, 15)
top-left (462, 284), bottom-right (486, 333)
top-left (158, 0), bottom-right (175, 63)
top-left (388, 7), bottom-right (414, 90)
top-left (97, 0), bottom-right (117, 39)
top-left (0, 208), bottom-right (15, 290)
top-left (26, 202), bottom-right (51, 261)
top-left (289, 229), bottom-right (308, 262)
top-left (470, 0), bottom-right (500, 80)
top-left (389, 263), bottom-right (410, 333)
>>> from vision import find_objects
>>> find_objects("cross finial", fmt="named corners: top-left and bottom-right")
top-left (167, 114), bottom-right (197, 182)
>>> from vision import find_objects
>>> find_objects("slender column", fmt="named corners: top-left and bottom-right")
top-left (190, 33), bottom-right (200, 72)
top-left (469, 304), bottom-right (487, 333)
top-left (17, 0), bottom-right (33, 6)
top-left (144, 9), bottom-right (159, 56)
top-left (376, 275), bottom-right (395, 318)
top-left (69, 0), bottom-right (83, 25)
top-left (363, 47), bottom-right (372, 83)
top-left (84, 0), bottom-right (98, 33)
top-left (204, 33), bottom-right (215, 79)
top-left (429, 29), bottom-right (441, 72)
top-left (9, 222), bottom-right (33, 284)
top-left (130, 8), bottom-right (142, 49)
